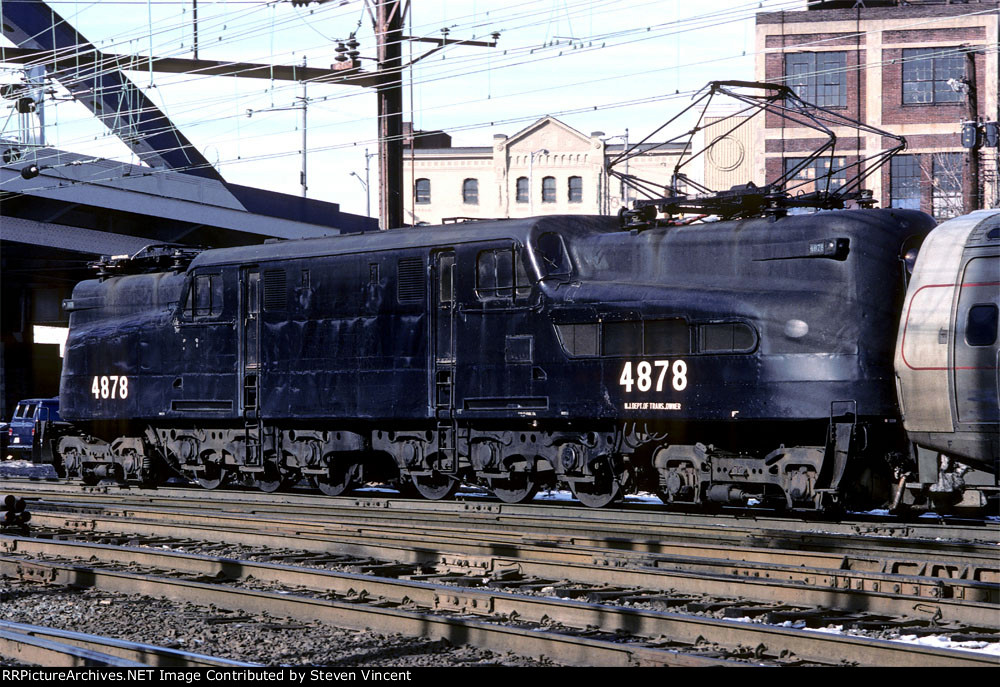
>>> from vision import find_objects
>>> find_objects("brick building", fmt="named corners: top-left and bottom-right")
top-left (756, 0), bottom-right (999, 219)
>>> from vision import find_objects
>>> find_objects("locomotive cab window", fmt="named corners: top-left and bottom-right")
top-left (966, 304), bottom-right (998, 347)
top-left (183, 273), bottom-right (223, 318)
top-left (476, 247), bottom-right (532, 302)
top-left (535, 232), bottom-right (572, 278)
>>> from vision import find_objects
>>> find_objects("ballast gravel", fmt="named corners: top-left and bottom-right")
top-left (0, 580), bottom-right (555, 666)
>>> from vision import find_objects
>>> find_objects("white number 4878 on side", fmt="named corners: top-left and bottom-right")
top-left (619, 360), bottom-right (687, 393)
top-left (91, 375), bottom-right (129, 399)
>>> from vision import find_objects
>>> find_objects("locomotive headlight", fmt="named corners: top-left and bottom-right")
top-left (784, 319), bottom-right (809, 339)
top-left (903, 247), bottom-right (919, 275)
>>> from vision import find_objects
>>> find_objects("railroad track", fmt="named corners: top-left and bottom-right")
top-left (2, 479), bottom-right (998, 666)
top-left (1, 536), bottom-right (996, 667)
top-left (0, 620), bottom-right (255, 668)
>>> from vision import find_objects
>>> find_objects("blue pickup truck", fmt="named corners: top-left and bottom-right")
top-left (7, 398), bottom-right (61, 460)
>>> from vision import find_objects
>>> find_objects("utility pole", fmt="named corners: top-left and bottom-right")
top-left (376, 1), bottom-right (403, 230)
top-left (963, 50), bottom-right (981, 213)
top-left (300, 56), bottom-right (308, 198)
top-left (192, 1), bottom-right (199, 59)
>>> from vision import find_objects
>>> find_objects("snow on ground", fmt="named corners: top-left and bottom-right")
top-left (735, 618), bottom-right (1000, 657)
top-left (0, 459), bottom-right (56, 479)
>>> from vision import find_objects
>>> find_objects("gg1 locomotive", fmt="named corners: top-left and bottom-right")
top-left (45, 204), bottom-right (999, 513)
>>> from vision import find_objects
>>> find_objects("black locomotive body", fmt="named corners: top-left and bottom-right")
top-left (56, 209), bottom-right (935, 509)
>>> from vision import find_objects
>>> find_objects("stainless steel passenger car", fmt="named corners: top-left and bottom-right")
top-left (895, 209), bottom-right (1000, 509)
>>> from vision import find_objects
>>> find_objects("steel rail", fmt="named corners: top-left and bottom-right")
top-left (8, 528), bottom-right (999, 627)
top-left (0, 621), bottom-right (256, 668)
top-left (0, 544), bottom-right (994, 667)
top-left (0, 555), bottom-right (739, 668)
top-left (23, 503), bottom-right (1000, 588)
top-left (14, 507), bottom-right (1000, 627)
top-left (0, 629), bottom-right (145, 667)
top-left (3, 479), bottom-right (995, 543)
top-left (15, 489), bottom-right (1000, 580)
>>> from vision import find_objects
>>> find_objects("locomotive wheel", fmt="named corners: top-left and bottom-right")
top-left (570, 479), bottom-right (622, 508)
top-left (250, 461), bottom-right (284, 493)
top-left (410, 472), bottom-right (459, 500)
top-left (80, 467), bottom-right (101, 487)
top-left (310, 461), bottom-right (357, 497)
top-left (195, 457), bottom-right (227, 490)
top-left (569, 456), bottom-right (625, 508)
top-left (487, 474), bottom-right (539, 504)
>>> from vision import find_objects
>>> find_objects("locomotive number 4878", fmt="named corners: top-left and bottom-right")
top-left (618, 360), bottom-right (688, 393)
top-left (90, 375), bottom-right (129, 400)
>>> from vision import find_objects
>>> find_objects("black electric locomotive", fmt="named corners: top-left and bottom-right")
top-left (52, 207), bottom-right (936, 510)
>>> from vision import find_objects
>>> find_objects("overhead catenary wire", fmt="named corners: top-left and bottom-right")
top-left (2, 1), bottom-right (996, 194)
top-left (0, 0), bottom-right (808, 152)
top-left (10, 9), bottom-right (992, 171)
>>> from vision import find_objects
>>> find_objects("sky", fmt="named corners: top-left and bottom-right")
top-left (0, 0), bottom-right (794, 218)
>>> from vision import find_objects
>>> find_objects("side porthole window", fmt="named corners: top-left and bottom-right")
top-left (966, 303), bottom-right (999, 347)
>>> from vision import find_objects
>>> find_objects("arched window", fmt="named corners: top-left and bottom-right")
top-left (542, 176), bottom-right (556, 203)
top-left (568, 176), bottom-right (583, 203)
top-left (463, 178), bottom-right (479, 205)
top-left (516, 177), bottom-right (529, 203)
top-left (415, 178), bottom-right (431, 204)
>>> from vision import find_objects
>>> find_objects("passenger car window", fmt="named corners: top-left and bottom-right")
top-left (966, 304), bottom-right (998, 347)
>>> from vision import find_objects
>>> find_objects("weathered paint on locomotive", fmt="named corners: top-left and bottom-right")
top-left (61, 211), bottom-right (932, 430)
top-left (56, 209), bottom-right (948, 508)
top-left (895, 209), bottom-right (1000, 471)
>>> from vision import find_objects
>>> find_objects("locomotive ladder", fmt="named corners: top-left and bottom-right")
top-left (436, 419), bottom-right (460, 475)
top-left (242, 373), bottom-right (264, 471)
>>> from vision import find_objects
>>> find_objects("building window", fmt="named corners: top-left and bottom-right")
top-left (462, 178), bottom-right (478, 205)
top-left (542, 176), bottom-right (556, 203)
top-left (784, 157), bottom-right (847, 194)
top-left (902, 48), bottom-right (964, 105)
top-left (932, 153), bottom-right (963, 220)
top-left (785, 52), bottom-right (847, 108)
top-left (415, 178), bottom-right (430, 204)
top-left (890, 155), bottom-right (921, 211)
top-left (568, 176), bottom-right (583, 203)
top-left (516, 177), bottom-right (528, 203)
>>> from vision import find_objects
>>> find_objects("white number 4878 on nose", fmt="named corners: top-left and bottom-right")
top-left (619, 360), bottom-right (687, 393)
top-left (91, 375), bottom-right (129, 399)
